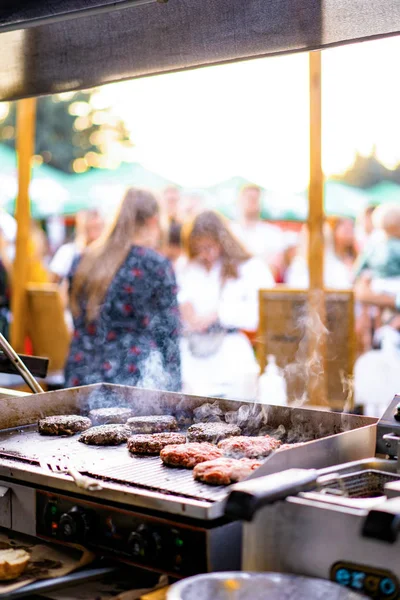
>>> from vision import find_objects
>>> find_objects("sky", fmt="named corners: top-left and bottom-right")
top-left (94, 36), bottom-right (400, 193)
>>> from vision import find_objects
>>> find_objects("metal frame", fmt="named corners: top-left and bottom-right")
top-left (0, 1), bottom-right (165, 33)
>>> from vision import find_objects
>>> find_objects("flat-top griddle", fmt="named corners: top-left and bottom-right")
top-left (0, 383), bottom-right (376, 519)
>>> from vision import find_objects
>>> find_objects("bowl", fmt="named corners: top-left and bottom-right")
top-left (167, 572), bottom-right (364, 600)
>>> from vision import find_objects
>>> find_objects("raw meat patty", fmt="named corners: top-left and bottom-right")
top-left (126, 415), bottom-right (178, 434)
top-left (186, 422), bottom-right (241, 444)
top-left (38, 415), bottom-right (92, 436)
top-left (89, 407), bottom-right (134, 425)
top-left (218, 435), bottom-right (282, 458)
top-left (193, 457), bottom-right (262, 486)
top-left (79, 424), bottom-right (131, 446)
top-left (160, 442), bottom-right (223, 468)
top-left (127, 433), bottom-right (186, 455)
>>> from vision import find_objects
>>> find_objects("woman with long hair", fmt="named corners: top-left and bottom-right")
top-left (178, 210), bottom-right (275, 398)
top-left (65, 188), bottom-right (181, 391)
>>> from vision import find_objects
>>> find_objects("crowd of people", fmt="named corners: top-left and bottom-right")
top-left (0, 183), bottom-right (399, 406)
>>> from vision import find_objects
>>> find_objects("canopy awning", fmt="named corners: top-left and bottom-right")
top-left (0, 1), bottom-right (400, 101)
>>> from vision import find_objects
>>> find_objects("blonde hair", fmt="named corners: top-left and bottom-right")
top-left (71, 188), bottom-right (159, 322)
top-left (240, 183), bottom-right (261, 195)
top-left (182, 210), bottom-right (251, 280)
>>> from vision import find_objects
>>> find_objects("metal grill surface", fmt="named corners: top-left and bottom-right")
top-left (0, 425), bottom-right (228, 502)
top-left (84, 459), bottom-right (228, 502)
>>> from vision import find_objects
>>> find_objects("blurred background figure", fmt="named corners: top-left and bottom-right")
top-left (286, 222), bottom-right (352, 289)
top-left (0, 210), bottom-right (16, 257)
top-left (162, 185), bottom-right (181, 225)
top-left (270, 230), bottom-right (299, 284)
top-left (49, 208), bottom-right (104, 283)
top-left (180, 190), bottom-right (207, 223)
top-left (354, 204), bottom-right (400, 353)
top-left (354, 273), bottom-right (400, 416)
top-left (163, 221), bottom-right (183, 269)
top-left (178, 210), bottom-right (275, 399)
top-left (355, 203), bottom-right (400, 295)
top-left (231, 184), bottom-right (283, 269)
top-left (355, 204), bottom-right (382, 253)
top-left (330, 216), bottom-right (357, 274)
top-left (65, 188), bottom-right (181, 391)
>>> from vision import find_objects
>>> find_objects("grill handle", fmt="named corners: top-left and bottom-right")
top-left (362, 497), bottom-right (400, 543)
top-left (0, 332), bottom-right (44, 394)
top-left (224, 468), bottom-right (318, 521)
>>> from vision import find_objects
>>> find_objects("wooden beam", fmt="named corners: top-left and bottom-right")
top-left (10, 98), bottom-right (36, 352)
top-left (308, 51), bottom-right (327, 405)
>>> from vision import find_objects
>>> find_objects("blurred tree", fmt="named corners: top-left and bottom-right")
top-left (0, 91), bottom-right (133, 174)
top-left (332, 149), bottom-right (400, 189)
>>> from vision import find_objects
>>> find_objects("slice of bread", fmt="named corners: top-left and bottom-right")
top-left (0, 549), bottom-right (30, 580)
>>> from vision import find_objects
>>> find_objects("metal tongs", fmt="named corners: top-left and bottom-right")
top-left (0, 333), bottom-right (103, 492)
top-left (39, 458), bottom-right (103, 492)
top-left (0, 331), bottom-right (44, 393)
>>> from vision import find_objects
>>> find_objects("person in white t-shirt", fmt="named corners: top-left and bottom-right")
top-left (231, 184), bottom-right (283, 268)
top-left (178, 210), bottom-right (275, 399)
top-left (49, 209), bottom-right (104, 283)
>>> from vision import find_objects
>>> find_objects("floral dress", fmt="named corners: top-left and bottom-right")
top-left (64, 246), bottom-right (181, 391)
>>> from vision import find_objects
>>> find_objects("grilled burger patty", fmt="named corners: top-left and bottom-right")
top-left (79, 424), bottom-right (131, 446)
top-left (89, 407), bottom-right (134, 425)
top-left (127, 432), bottom-right (186, 455)
top-left (38, 415), bottom-right (92, 436)
top-left (160, 442), bottom-right (223, 468)
top-left (186, 422), bottom-right (241, 444)
top-left (126, 415), bottom-right (178, 434)
top-left (193, 457), bottom-right (262, 486)
top-left (218, 435), bottom-right (282, 458)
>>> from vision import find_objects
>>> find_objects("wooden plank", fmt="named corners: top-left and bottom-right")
top-left (257, 288), bottom-right (354, 410)
top-left (26, 284), bottom-right (71, 374)
top-left (10, 98), bottom-right (36, 353)
top-left (308, 50), bottom-right (327, 405)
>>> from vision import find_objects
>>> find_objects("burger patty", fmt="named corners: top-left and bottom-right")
top-left (160, 442), bottom-right (223, 468)
top-left (38, 415), bottom-right (92, 436)
top-left (218, 435), bottom-right (282, 458)
top-left (127, 433), bottom-right (186, 455)
top-left (193, 457), bottom-right (262, 486)
top-left (186, 422), bottom-right (241, 444)
top-left (126, 415), bottom-right (178, 434)
top-left (79, 424), bottom-right (131, 446)
top-left (89, 407), bottom-right (134, 425)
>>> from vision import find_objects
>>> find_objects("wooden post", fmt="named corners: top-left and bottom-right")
top-left (10, 98), bottom-right (36, 352)
top-left (308, 51), bottom-right (327, 405)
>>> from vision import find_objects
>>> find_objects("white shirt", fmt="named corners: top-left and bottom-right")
top-left (178, 257), bottom-right (274, 399)
top-left (0, 211), bottom-right (16, 243)
top-left (285, 253), bottom-right (352, 289)
top-left (49, 242), bottom-right (80, 279)
top-left (178, 257), bottom-right (275, 332)
top-left (230, 221), bottom-right (283, 263)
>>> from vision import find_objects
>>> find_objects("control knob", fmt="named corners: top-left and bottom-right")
top-left (128, 524), bottom-right (162, 562)
top-left (59, 506), bottom-right (94, 542)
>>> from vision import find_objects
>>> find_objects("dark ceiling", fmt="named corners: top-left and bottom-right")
top-left (0, 0), bottom-right (399, 100)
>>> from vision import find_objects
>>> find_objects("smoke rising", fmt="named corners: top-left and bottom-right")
top-left (193, 401), bottom-right (224, 423)
top-left (283, 293), bottom-right (329, 407)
